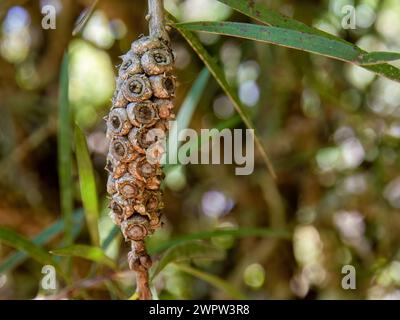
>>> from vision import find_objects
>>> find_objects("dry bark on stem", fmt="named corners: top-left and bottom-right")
top-left (148, 0), bottom-right (170, 43)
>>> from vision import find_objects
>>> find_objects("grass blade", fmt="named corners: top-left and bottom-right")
top-left (168, 14), bottom-right (276, 178)
top-left (174, 263), bottom-right (247, 299)
top-left (151, 241), bottom-right (225, 279)
top-left (0, 210), bottom-right (84, 274)
top-left (0, 228), bottom-right (64, 277)
top-left (215, 0), bottom-right (400, 83)
top-left (58, 53), bottom-right (74, 247)
top-left (51, 244), bottom-right (116, 269)
top-left (147, 227), bottom-right (290, 254)
top-left (74, 125), bottom-right (100, 246)
top-left (167, 68), bottom-right (210, 166)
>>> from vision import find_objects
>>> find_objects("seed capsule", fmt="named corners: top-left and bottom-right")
top-left (121, 215), bottom-right (151, 241)
top-left (126, 101), bottom-right (158, 127)
top-left (107, 108), bottom-right (132, 136)
top-left (105, 155), bottom-right (128, 179)
top-left (154, 99), bottom-right (174, 119)
top-left (131, 36), bottom-right (164, 55)
top-left (107, 175), bottom-right (117, 195)
top-left (122, 74), bottom-right (153, 102)
top-left (110, 137), bottom-right (137, 163)
top-left (149, 74), bottom-right (176, 99)
top-left (113, 89), bottom-right (129, 108)
top-left (128, 156), bottom-right (160, 181)
top-left (115, 173), bottom-right (144, 200)
top-left (111, 194), bottom-right (135, 220)
top-left (141, 48), bottom-right (173, 75)
top-left (119, 52), bottom-right (142, 79)
top-left (145, 176), bottom-right (162, 190)
top-left (145, 190), bottom-right (164, 213)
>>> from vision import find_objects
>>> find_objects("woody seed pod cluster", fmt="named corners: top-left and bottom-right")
top-left (105, 6), bottom-right (175, 298)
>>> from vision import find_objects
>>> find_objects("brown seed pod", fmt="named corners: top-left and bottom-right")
top-left (111, 194), bottom-right (135, 220)
top-left (113, 89), bottom-right (129, 108)
top-left (145, 176), bottom-right (162, 190)
top-left (149, 74), bottom-right (176, 99)
top-left (107, 108), bottom-right (132, 136)
top-left (128, 156), bottom-right (161, 181)
top-left (110, 136), bottom-right (137, 163)
top-left (154, 99), bottom-right (174, 119)
top-left (107, 175), bottom-right (117, 195)
top-left (131, 36), bottom-right (164, 55)
top-left (141, 48), bottom-right (174, 75)
top-left (121, 215), bottom-right (151, 241)
top-left (105, 155), bottom-right (128, 179)
top-left (119, 52), bottom-right (142, 79)
top-left (122, 74), bottom-right (153, 102)
top-left (109, 210), bottom-right (123, 226)
top-left (126, 101), bottom-right (159, 127)
top-left (115, 173), bottom-right (145, 200)
top-left (144, 190), bottom-right (164, 213)
top-left (137, 127), bottom-right (167, 151)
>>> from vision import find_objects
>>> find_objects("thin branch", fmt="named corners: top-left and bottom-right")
top-left (148, 0), bottom-right (169, 42)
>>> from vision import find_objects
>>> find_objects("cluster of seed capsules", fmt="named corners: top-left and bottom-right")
top-left (105, 35), bottom-right (175, 270)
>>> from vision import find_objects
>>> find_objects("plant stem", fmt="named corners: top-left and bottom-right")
top-left (148, 0), bottom-right (170, 42)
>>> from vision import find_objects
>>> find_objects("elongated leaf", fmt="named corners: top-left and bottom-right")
top-left (176, 21), bottom-right (400, 68)
top-left (58, 53), bottom-right (74, 246)
top-left (168, 14), bottom-right (276, 178)
top-left (217, 0), bottom-right (348, 41)
top-left (51, 244), bottom-right (116, 269)
top-left (72, 0), bottom-right (99, 36)
top-left (101, 224), bottom-right (120, 251)
top-left (167, 68), bottom-right (210, 166)
top-left (174, 263), bottom-right (247, 299)
top-left (74, 125), bottom-right (100, 246)
top-left (357, 51), bottom-right (400, 65)
top-left (0, 210), bottom-right (84, 274)
top-left (151, 241), bottom-right (225, 279)
top-left (215, 0), bottom-right (400, 83)
top-left (0, 228), bottom-right (63, 277)
top-left (147, 227), bottom-right (290, 254)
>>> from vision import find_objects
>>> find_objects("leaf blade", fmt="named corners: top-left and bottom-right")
top-left (51, 244), bottom-right (116, 269)
top-left (0, 210), bottom-right (84, 274)
top-left (174, 263), bottom-right (247, 300)
top-left (147, 227), bottom-right (290, 254)
top-left (74, 125), bottom-right (100, 246)
top-left (58, 53), bottom-right (74, 247)
top-left (0, 227), bottom-right (64, 277)
top-left (168, 14), bottom-right (276, 178)
top-left (151, 241), bottom-right (225, 279)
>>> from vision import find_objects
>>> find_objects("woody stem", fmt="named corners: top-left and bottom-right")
top-left (148, 0), bottom-right (170, 43)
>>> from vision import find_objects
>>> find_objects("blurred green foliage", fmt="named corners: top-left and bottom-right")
top-left (1, 0), bottom-right (400, 300)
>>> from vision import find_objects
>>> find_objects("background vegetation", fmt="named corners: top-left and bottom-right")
top-left (1, 0), bottom-right (400, 300)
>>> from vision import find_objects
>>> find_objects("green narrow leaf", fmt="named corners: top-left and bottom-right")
top-left (58, 53), bottom-right (74, 247)
top-left (147, 227), bottom-right (290, 254)
top-left (167, 68), bottom-right (210, 167)
top-left (357, 51), bottom-right (400, 65)
top-left (101, 224), bottom-right (120, 251)
top-left (174, 263), bottom-right (247, 299)
top-left (215, 0), bottom-right (400, 83)
top-left (151, 241), bottom-right (225, 279)
top-left (72, 0), bottom-right (99, 36)
top-left (168, 14), bottom-right (276, 178)
top-left (51, 244), bottom-right (116, 269)
top-left (175, 21), bottom-right (360, 62)
top-left (0, 228), bottom-right (64, 277)
top-left (74, 125), bottom-right (100, 246)
top-left (217, 0), bottom-right (348, 42)
top-left (0, 210), bottom-right (84, 274)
